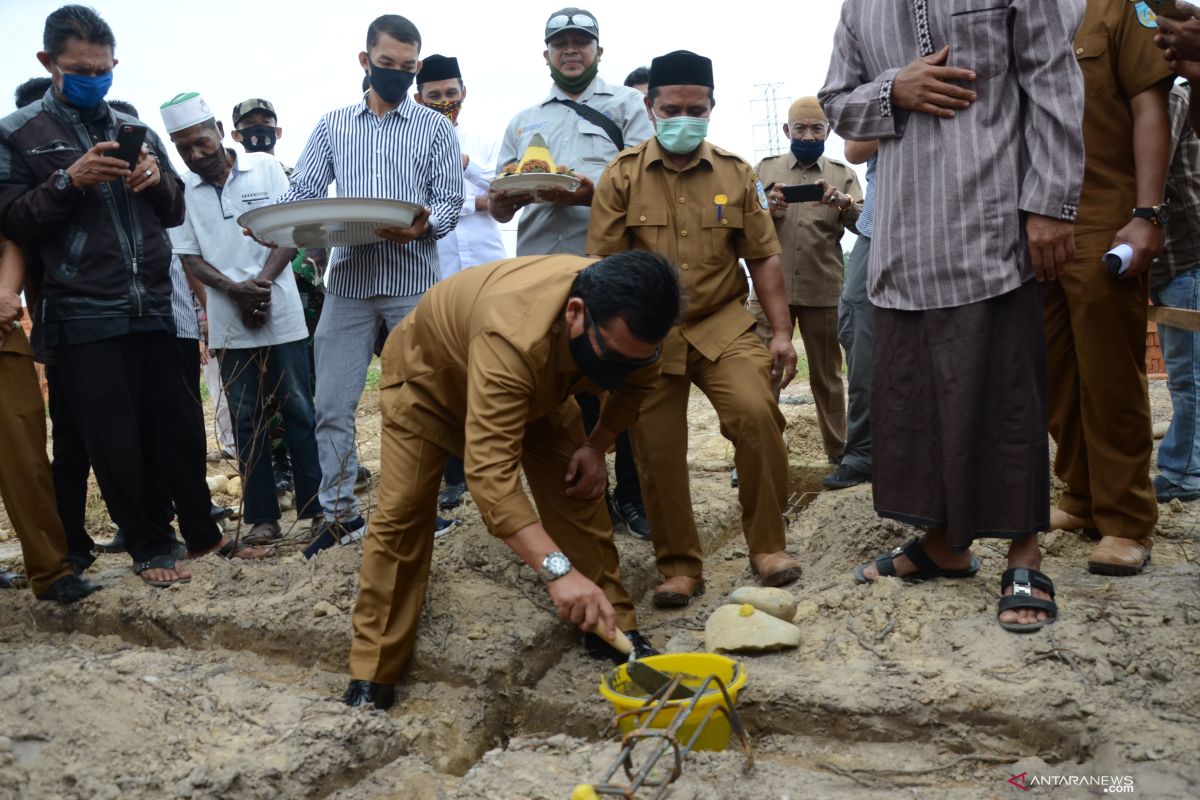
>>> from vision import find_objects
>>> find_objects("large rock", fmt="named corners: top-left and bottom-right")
top-left (226, 477), bottom-right (243, 498)
top-left (728, 586), bottom-right (798, 622)
top-left (1153, 421), bottom-right (1170, 440)
top-left (705, 604), bottom-right (802, 653)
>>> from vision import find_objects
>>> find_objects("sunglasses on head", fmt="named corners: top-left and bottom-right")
top-left (586, 309), bottom-right (661, 368)
top-left (547, 12), bottom-right (596, 30)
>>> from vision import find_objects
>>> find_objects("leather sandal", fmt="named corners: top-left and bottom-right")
top-left (134, 554), bottom-right (192, 587)
top-left (749, 551), bottom-right (802, 587)
top-left (242, 521), bottom-right (282, 545)
top-left (854, 538), bottom-right (979, 585)
top-left (1087, 536), bottom-right (1151, 576)
top-left (997, 567), bottom-right (1057, 633)
top-left (653, 575), bottom-right (705, 608)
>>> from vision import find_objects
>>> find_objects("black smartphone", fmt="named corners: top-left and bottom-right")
top-left (1145, 0), bottom-right (1195, 21)
top-left (112, 122), bottom-right (147, 170)
top-left (780, 183), bottom-right (825, 203)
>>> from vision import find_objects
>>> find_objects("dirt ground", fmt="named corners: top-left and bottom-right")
top-left (1, 375), bottom-right (1198, 800)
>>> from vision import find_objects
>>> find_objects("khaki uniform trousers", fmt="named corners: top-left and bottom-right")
top-left (0, 339), bottom-right (73, 595)
top-left (752, 300), bottom-right (846, 461)
top-left (349, 397), bottom-right (636, 684)
top-left (632, 329), bottom-right (789, 580)
top-left (1045, 229), bottom-right (1157, 541)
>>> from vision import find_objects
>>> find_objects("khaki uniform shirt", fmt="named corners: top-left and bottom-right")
top-left (378, 254), bottom-right (659, 539)
top-left (1074, 0), bottom-right (1175, 234)
top-left (754, 153), bottom-right (862, 306)
top-left (586, 138), bottom-right (781, 374)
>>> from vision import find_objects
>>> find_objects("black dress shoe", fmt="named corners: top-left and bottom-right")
top-left (210, 503), bottom-right (233, 522)
top-left (93, 528), bottom-right (126, 554)
top-left (438, 482), bottom-right (467, 510)
top-left (583, 629), bottom-right (659, 665)
top-left (613, 497), bottom-right (651, 539)
top-left (36, 574), bottom-right (100, 604)
top-left (342, 680), bottom-right (395, 710)
top-left (822, 464), bottom-right (871, 490)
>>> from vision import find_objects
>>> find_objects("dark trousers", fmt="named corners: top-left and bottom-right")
top-left (220, 339), bottom-right (323, 525)
top-left (47, 339), bottom-right (220, 556)
top-left (576, 391), bottom-right (642, 504)
top-left (46, 364), bottom-right (93, 563)
top-left (444, 454), bottom-right (465, 486)
top-left (54, 331), bottom-right (190, 563)
top-left (838, 234), bottom-right (874, 474)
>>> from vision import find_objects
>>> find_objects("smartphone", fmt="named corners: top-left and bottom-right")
top-left (112, 123), bottom-right (147, 170)
top-left (1145, 0), bottom-right (1196, 21)
top-left (780, 183), bottom-right (825, 203)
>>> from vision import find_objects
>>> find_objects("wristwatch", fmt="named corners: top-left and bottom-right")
top-left (51, 169), bottom-right (80, 194)
top-left (539, 551), bottom-right (572, 583)
top-left (1132, 204), bottom-right (1170, 226)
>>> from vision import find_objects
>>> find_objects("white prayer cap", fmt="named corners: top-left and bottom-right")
top-left (160, 92), bottom-right (214, 134)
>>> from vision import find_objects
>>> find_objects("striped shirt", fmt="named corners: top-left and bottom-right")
top-left (169, 254), bottom-right (200, 340)
top-left (277, 96), bottom-right (463, 299)
top-left (1160, 83), bottom-right (1200, 288)
top-left (820, 0), bottom-right (1086, 311)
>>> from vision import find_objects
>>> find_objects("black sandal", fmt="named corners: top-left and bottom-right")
top-left (133, 554), bottom-right (192, 587)
top-left (854, 538), bottom-right (980, 585)
top-left (997, 567), bottom-right (1057, 633)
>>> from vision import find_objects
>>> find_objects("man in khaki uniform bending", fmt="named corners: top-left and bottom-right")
top-left (586, 50), bottom-right (802, 608)
top-left (344, 251), bottom-right (681, 709)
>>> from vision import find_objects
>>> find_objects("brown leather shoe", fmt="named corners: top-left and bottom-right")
top-left (750, 551), bottom-right (802, 587)
top-left (1087, 536), bottom-right (1151, 576)
top-left (653, 575), bottom-right (705, 608)
top-left (1049, 509), bottom-right (1097, 535)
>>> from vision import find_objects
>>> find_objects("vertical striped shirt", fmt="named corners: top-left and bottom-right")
top-left (857, 155), bottom-right (877, 239)
top-left (277, 96), bottom-right (463, 299)
top-left (820, 0), bottom-right (1086, 311)
top-left (169, 254), bottom-right (200, 340)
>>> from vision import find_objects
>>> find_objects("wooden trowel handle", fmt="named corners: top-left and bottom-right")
top-left (593, 624), bottom-right (633, 656)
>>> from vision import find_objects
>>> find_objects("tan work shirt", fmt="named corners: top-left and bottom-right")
top-left (1074, 0), bottom-right (1174, 234)
top-left (754, 153), bottom-right (862, 307)
top-left (586, 138), bottom-right (781, 374)
top-left (379, 254), bottom-right (659, 539)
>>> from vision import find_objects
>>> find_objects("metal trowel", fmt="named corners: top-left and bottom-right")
top-left (597, 627), bottom-right (694, 700)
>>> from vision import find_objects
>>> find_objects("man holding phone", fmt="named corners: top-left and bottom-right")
top-left (753, 97), bottom-right (861, 469)
top-left (0, 6), bottom-right (197, 587)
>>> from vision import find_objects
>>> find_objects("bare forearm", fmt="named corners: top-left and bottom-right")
top-left (1132, 85), bottom-right (1172, 206)
top-left (181, 254), bottom-right (236, 292)
top-left (0, 240), bottom-right (27, 294)
top-left (586, 421), bottom-right (618, 453)
top-left (505, 522), bottom-right (562, 573)
top-left (257, 246), bottom-right (298, 283)
top-left (184, 270), bottom-right (207, 308)
top-left (843, 139), bottom-right (879, 164)
top-left (746, 256), bottom-right (792, 336)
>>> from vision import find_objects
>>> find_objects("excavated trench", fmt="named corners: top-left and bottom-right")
top-left (3, 389), bottom-right (1199, 799)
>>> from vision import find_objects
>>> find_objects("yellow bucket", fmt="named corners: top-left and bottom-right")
top-left (598, 653), bottom-right (747, 752)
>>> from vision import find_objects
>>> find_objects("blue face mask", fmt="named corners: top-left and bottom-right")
top-left (653, 112), bottom-right (709, 155)
top-left (59, 71), bottom-right (113, 109)
top-left (790, 138), bottom-right (825, 164)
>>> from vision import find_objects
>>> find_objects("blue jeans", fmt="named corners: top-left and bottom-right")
top-left (220, 339), bottom-right (324, 524)
top-left (1150, 266), bottom-right (1200, 491)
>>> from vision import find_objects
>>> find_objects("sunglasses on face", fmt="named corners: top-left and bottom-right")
top-left (586, 309), bottom-right (661, 368)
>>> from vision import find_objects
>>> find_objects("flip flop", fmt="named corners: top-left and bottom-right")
top-left (997, 567), bottom-right (1057, 633)
top-left (133, 554), bottom-right (192, 587)
top-left (854, 538), bottom-right (980, 585)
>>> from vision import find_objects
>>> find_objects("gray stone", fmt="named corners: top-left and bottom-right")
top-left (705, 604), bottom-right (802, 653)
top-left (728, 586), bottom-right (798, 622)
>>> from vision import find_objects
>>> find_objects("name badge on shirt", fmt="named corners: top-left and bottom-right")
top-left (1133, 1), bottom-right (1158, 28)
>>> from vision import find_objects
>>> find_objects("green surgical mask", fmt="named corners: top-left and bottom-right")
top-left (653, 112), bottom-right (709, 155)
top-left (549, 59), bottom-right (599, 95)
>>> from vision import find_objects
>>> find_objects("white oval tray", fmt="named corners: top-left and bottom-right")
top-left (238, 197), bottom-right (424, 248)
top-left (490, 172), bottom-right (581, 201)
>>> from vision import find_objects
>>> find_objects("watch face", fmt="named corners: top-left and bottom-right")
top-left (546, 552), bottom-right (570, 577)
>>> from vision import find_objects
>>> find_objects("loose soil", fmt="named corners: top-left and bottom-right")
top-left (1, 376), bottom-right (1197, 800)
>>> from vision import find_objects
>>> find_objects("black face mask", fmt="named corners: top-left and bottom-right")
top-left (366, 58), bottom-right (415, 104)
top-left (568, 310), bottom-right (659, 390)
top-left (238, 123), bottom-right (276, 153)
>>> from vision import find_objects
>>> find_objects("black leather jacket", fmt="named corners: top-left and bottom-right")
top-left (0, 89), bottom-right (185, 324)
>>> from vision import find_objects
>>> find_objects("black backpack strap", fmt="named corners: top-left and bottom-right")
top-left (550, 98), bottom-right (625, 152)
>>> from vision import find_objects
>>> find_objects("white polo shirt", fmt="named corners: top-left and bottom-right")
top-left (170, 151), bottom-right (308, 350)
top-left (436, 122), bottom-right (507, 279)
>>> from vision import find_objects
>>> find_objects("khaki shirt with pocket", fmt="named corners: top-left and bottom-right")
top-left (378, 254), bottom-right (659, 539)
top-left (586, 138), bottom-right (781, 374)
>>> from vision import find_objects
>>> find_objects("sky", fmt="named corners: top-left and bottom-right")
top-left (0, 0), bottom-right (860, 250)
